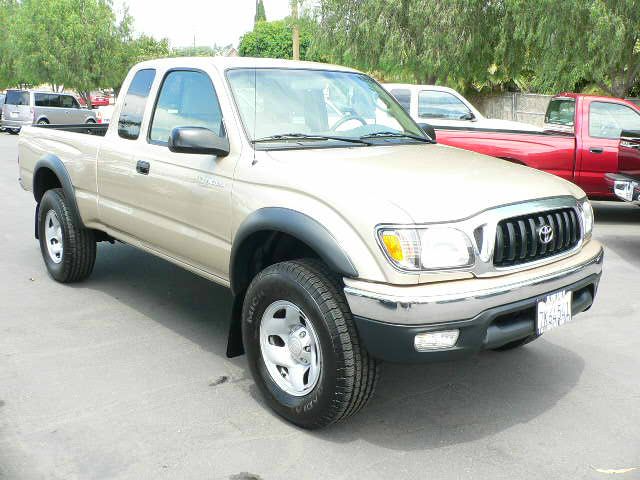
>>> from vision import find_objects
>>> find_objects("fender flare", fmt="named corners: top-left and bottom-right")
top-left (229, 207), bottom-right (358, 296)
top-left (33, 154), bottom-right (84, 230)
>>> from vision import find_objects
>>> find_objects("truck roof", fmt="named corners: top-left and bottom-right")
top-left (134, 56), bottom-right (361, 74)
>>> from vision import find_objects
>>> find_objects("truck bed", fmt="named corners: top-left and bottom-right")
top-left (18, 124), bottom-right (105, 228)
top-left (435, 126), bottom-right (577, 184)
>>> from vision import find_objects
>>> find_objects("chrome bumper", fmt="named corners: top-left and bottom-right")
top-left (345, 244), bottom-right (604, 326)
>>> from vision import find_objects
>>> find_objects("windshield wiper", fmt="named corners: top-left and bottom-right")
top-left (360, 131), bottom-right (433, 143)
top-left (252, 133), bottom-right (371, 145)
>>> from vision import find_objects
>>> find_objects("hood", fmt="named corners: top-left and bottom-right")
top-left (262, 143), bottom-right (584, 225)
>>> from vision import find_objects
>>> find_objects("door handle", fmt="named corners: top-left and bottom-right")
top-left (589, 147), bottom-right (604, 154)
top-left (136, 160), bottom-right (150, 175)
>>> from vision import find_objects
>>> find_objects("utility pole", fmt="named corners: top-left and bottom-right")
top-left (291, 0), bottom-right (300, 60)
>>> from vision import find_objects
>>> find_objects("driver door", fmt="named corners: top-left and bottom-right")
top-left (578, 99), bottom-right (640, 198)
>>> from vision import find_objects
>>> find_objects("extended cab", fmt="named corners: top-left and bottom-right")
top-left (17, 58), bottom-right (603, 429)
top-left (434, 93), bottom-right (640, 200)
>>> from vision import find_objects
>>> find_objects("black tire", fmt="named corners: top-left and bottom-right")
top-left (85, 119), bottom-right (96, 124)
top-left (38, 188), bottom-right (96, 283)
top-left (8, 128), bottom-right (19, 135)
top-left (37, 119), bottom-right (49, 125)
top-left (243, 259), bottom-right (379, 429)
top-left (492, 334), bottom-right (539, 351)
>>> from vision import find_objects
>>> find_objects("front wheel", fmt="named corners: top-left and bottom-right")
top-left (8, 128), bottom-right (19, 135)
top-left (38, 188), bottom-right (96, 283)
top-left (242, 259), bottom-right (379, 429)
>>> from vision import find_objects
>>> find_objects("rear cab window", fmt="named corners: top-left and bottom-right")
top-left (6, 90), bottom-right (30, 106)
top-left (544, 98), bottom-right (575, 130)
top-left (118, 69), bottom-right (156, 140)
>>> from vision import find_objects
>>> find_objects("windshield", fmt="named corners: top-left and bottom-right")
top-left (226, 68), bottom-right (427, 146)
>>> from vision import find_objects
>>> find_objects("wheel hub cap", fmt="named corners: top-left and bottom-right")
top-left (259, 300), bottom-right (322, 397)
top-left (44, 210), bottom-right (63, 264)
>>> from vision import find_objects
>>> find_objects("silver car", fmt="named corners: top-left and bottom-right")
top-left (1, 90), bottom-right (96, 134)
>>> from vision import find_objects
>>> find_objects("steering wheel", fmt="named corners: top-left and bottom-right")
top-left (331, 114), bottom-right (367, 131)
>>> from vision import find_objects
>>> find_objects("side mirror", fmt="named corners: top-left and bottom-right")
top-left (418, 123), bottom-right (437, 142)
top-left (169, 126), bottom-right (230, 156)
top-left (460, 112), bottom-right (476, 121)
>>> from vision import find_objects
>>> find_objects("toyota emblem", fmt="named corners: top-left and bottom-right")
top-left (538, 224), bottom-right (554, 245)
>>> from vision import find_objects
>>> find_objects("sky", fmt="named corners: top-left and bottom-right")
top-left (112, 0), bottom-right (291, 48)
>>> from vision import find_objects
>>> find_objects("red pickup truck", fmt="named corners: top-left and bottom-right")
top-left (433, 93), bottom-right (640, 200)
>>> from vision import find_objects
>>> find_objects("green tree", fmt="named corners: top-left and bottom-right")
top-left (255, 0), bottom-right (266, 23)
top-left (315, 0), bottom-right (499, 88)
top-left (238, 18), bottom-right (317, 60)
top-left (498, 0), bottom-right (640, 97)
top-left (0, 0), bottom-right (22, 88)
top-left (172, 45), bottom-right (230, 57)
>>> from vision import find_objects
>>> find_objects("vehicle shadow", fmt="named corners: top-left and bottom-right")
top-left (592, 200), bottom-right (640, 224)
top-left (81, 242), bottom-right (584, 450)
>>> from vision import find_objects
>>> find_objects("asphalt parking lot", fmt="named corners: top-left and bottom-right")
top-left (0, 132), bottom-right (639, 480)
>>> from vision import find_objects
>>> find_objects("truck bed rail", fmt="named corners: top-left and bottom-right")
top-left (34, 123), bottom-right (108, 137)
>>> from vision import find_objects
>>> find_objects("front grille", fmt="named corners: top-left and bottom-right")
top-left (493, 207), bottom-right (581, 267)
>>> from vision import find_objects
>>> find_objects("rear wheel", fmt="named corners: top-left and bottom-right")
top-left (8, 128), bottom-right (19, 135)
top-left (243, 259), bottom-right (379, 429)
top-left (38, 188), bottom-right (96, 283)
top-left (37, 119), bottom-right (49, 125)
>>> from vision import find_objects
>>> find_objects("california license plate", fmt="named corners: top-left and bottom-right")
top-left (537, 290), bottom-right (572, 335)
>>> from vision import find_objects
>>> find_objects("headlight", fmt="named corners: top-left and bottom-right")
top-left (579, 199), bottom-right (594, 239)
top-left (378, 227), bottom-right (474, 271)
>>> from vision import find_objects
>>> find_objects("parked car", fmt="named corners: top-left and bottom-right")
top-left (17, 57), bottom-right (603, 429)
top-left (384, 83), bottom-right (541, 131)
top-left (604, 130), bottom-right (640, 202)
top-left (0, 93), bottom-right (5, 131)
top-left (95, 105), bottom-right (114, 124)
top-left (1, 90), bottom-right (96, 133)
top-left (78, 94), bottom-right (112, 108)
top-left (433, 93), bottom-right (640, 200)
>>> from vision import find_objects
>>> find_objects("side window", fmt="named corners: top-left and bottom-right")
top-left (390, 89), bottom-right (411, 113)
top-left (589, 101), bottom-right (640, 139)
top-left (34, 93), bottom-right (48, 107)
top-left (418, 90), bottom-right (472, 120)
top-left (149, 70), bottom-right (223, 144)
top-left (545, 99), bottom-right (575, 126)
top-left (60, 95), bottom-right (77, 108)
top-left (118, 68), bottom-right (156, 140)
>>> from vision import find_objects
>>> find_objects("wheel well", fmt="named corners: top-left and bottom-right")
top-left (232, 230), bottom-right (321, 296)
top-left (226, 230), bottom-right (323, 358)
top-left (33, 167), bottom-right (62, 202)
top-left (36, 117), bottom-right (49, 124)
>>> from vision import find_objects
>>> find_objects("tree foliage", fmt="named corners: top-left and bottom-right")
top-left (255, 0), bottom-right (266, 23)
top-left (238, 18), bottom-right (317, 61)
top-left (172, 45), bottom-right (231, 57)
top-left (0, 0), bottom-right (169, 100)
top-left (316, 0), bottom-right (640, 96)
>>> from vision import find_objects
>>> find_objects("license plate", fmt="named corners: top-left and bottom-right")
top-left (10, 112), bottom-right (18, 118)
top-left (537, 290), bottom-right (572, 335)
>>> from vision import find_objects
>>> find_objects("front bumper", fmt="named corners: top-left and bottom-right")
top-left (344, 242), bottom-right (603, 362)
top-left (605, 173), bottom-right (640, 202)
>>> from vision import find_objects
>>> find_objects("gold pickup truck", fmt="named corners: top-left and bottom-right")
top-left (17, 57), bottom-right (603, 429)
